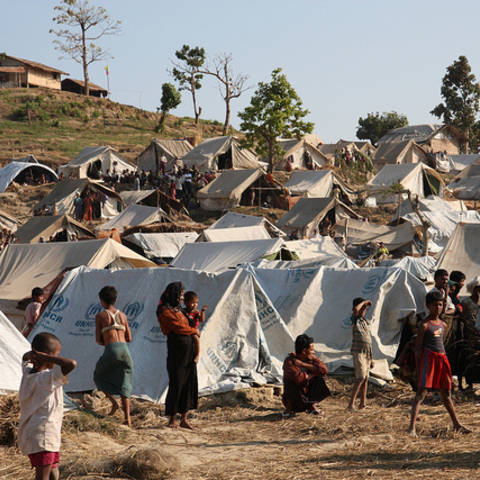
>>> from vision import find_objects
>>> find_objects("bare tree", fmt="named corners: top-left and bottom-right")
top-left (50, 0), bottom-right (121, 96)
top-left (200, 53), bottom-right (251, 135)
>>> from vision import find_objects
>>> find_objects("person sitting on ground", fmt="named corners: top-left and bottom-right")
top-left (94, 286), bottom-right (134, 427)
top-left (281, 334), bottom-right (330, 418)
top-left (22, 287), bottom-right (45, 338)
top-left (183, 291), bottom-right (207, 364)
top-left (18, 333), bottom-right (77, 480)
top-left (428, 269), bottom-right (455, 316)
top-left (348, 298), bottom-right (375, 410)
top-left (408, 291), bottom-right (471, 437)
top-left (376, 242), bottom-right (389, 257)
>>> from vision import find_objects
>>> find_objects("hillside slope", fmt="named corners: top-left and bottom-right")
top-left (0, 88), bottom-right (227, 168)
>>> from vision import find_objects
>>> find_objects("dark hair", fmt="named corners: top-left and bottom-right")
top-left (352, 297), bottom-right (365, 309)
top-left (31, 332), bottom-right (61, 354)
top-left (295, 334), bottom-right (314, 354)
top-left (450, 271), bottom-right (466, 283)
top-left (32, 287), bottom-right (44, 299)
top-left (426, 291), bottom-right (444, 306)
top-left (434, 269), bottom-right (449, 279)
top-left (98, 286), bottom-right (117, 305)
top-left (184, 291), bottom-right (198, 302)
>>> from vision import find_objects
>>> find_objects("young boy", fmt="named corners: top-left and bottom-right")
top-left (348, 298), bottom-right (374, 410)
top-left (22, 287), bottom-right (45, 338)
top-left (408, 291), bottom-right (470, 437)
top-left (428, 269), bottom-right (455, 316)
top-left (184, 291), bottom-right (207, 364)
top-left (18, 332), bottom-right (77, 480)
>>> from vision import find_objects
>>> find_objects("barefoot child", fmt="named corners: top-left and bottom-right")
top-left (348, 298), bottom-right (374, 410)
top-left (408, 291), bottom-right (470, 437)
top-left (18, 333), bottom-right (77, 480)
top-left (184, 291), bottom-right (207, 364)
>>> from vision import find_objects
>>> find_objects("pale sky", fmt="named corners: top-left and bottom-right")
top-left (2, 0), bottom-right (480, 142)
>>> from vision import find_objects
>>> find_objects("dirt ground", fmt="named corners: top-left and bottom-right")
top-left (2, 379), bottom-right (480, 480)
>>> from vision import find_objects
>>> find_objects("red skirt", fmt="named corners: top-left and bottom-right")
top-left (418, 349), bottom-right (452, 390)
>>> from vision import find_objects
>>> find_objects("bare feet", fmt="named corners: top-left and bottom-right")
top-left (180, 419), bottom-right (195, 430)
top-left (168, 416), bottom-right (178, 428)
top-left (122, 420), bottom-right (132, 427)
top-left (108, 402), bottom-right (119, 416)
top-left (408, 429), bottom-right (418, 438)
top-left (454, 425), bottom-right (472, 434)
top-left (347, 405), bottom-right (356, 411)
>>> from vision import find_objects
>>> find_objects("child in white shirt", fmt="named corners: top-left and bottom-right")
top-left (18, 333), bottom-right (77, 480)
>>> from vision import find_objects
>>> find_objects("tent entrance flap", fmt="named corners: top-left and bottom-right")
top-left (424, 171), bottom-right (440, 196)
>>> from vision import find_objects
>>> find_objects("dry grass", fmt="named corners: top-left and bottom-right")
top-left (2, 378), bottom-right (480, 479)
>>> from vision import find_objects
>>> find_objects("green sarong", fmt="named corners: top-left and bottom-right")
top-left (94, 342), bottom-right (134, 398)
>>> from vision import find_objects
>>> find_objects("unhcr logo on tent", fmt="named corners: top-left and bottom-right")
top-left (362, 270), bottom-right (390, 295)
top-left (85, 302), bottom-right (103, 320)
top-left (124, 301), bottom-right (144, 321)
top-left (51, 294), bottom-right (69, 312)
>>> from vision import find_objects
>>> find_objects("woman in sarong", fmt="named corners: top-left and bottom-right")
top-left (94, 286), bottom-right (133, 426)
top-left (157, 282), bottom-right (199, 429)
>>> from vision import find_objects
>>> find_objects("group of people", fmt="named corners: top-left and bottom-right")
top-left (19, 268), bottom-right (479, 479)
top-left (73, 189), bottom-right (107, 222)
top-left (0, 227), bottom-right (17, 251)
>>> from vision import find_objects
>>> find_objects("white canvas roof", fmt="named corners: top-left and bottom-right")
top-left (209, 211), bottom-right (285, 236)
top-left (198, 225), bottom-right (271, 242)
top-left (253, 256), bottom-right (358, 270)
top-left (0, 209), bottom-right (20, 232)
top-left (367, 163), bottom-right (444, 203)
top-left (449, 154), bottom-right (480, 173)
top-left (182, 136), bottom-right (259, 172)
top-left (136, 138), bottom-right (192, 172)
top-left (0, 162), bottom-right (58, 192)
top-left (437, 223), bottom-right (480, 283)
top-left (450, 176), bottom-right (480, 200)
top-left (284, 237), bottom-right (348, 260)
top-left (0, 309), bottom-right (30, 392)
top-left (170, 238), bottom-right (286, 273)
top-left (123, 232), bottom-right (199, 260)
top-left (58, 146), bottom-right (137, 178)
top-left (454, 158), bottom-right (480, 180)
top-left (29, 264), bottom-right (426, 400)
top-left (96, 204), bottom-right (170, 233)
top-left (335, 218), bottom-right (416, 250)
top-left (34, 178), bottom-right (123, 218)
top-left (275, 134), bottom-right (328, 170)
top-left (379, 256), bottom-right (436, 281)
top-left (197, 169), bottom-right (264, 210)
top-left (0, 239), bottom-right (156, 327)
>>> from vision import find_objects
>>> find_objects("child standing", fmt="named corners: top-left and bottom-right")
top-left (18, 332), bottom-right (77, 480)
top-left (408, 291), bottom-right (470, 437)
top-left (184, 291), bottom-right (207, 364)
top-left (348, 298), bottom-right (374, 410)
top-left (22, 287), bottom-right (45, 338)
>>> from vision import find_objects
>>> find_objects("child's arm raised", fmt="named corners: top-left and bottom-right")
top-left (33, 351), bottom-right (77, 376)
top-left (353, 300), bottom-right (372, 318)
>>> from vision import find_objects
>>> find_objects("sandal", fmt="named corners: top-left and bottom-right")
top-left (278, 411), bottom-right (294, 420)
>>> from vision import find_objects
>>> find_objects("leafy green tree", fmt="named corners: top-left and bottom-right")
top-left (356, 111), bottom-right (408, 145)
top-left (431, 55), bottom-right (480, 152)
top-left (170, 45), bottom-right (206, 125)
top-left (156, 83), bottom-right (181, 133)
top-left (50, 0), bottom-right (121, 96)
top-left (238, 68), bottom-right (314, 173)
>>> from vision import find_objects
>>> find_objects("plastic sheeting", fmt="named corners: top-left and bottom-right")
top-left (0, 162), bottom-right (58, 193)
top-left (29, 265), bottom-right (427, 401)
top-left (123, 232), bottom-right (198, 259)
top-left (198, 226), bottom-right (271, 242)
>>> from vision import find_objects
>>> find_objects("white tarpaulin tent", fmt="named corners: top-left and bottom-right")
top-left (198, 226), bottom-right (271, 242)
top-left (284, 237), bottom-right (348, 260)
top-left (449, 176), bottom-right (480, 200)
top-left (34, 178), bottom-right (123, 218)
top-left (197, 169), bottom-right (264, 210)
top-left (0, 239), bottom-right (156, 328)
top-left (284, 170), bottom-right (353, 199)
top-left (209, 211), bottom-right (286, 237)
top-left (253, 256), bottom-right (359, 270)
top-left (122, 232), bottom-right (199, 260)
top-left (137, 138), bottom-right (192, 172)
top-left (58, 146), bottom-right (137, 178)
top-left (274, 135), bottom-right (328, 170)
top-left (335, 218), bottom-right (416, 250)
top-left (96, 204), bottom-right (171, 234)
top-left (437, 223), bottom-right (480, 283)
top-left (276, 198), bottom-right (359, 237)
top-left (367, 163), bottom-right (444, 204)
top-left (379, 256), bottom-right (436, 281)
top-left (170, 238), bottom-right (287, 273)
top-left (29, 264), bottom-right (426, 401)
top-left (0, 162), bottom-right (58, 192)
top-left (182, 136), bottom-right (259, 172)
top-left (0, 309), bottom-right (30, 392)
top-left (449, 154), bottom-right (480, 173)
